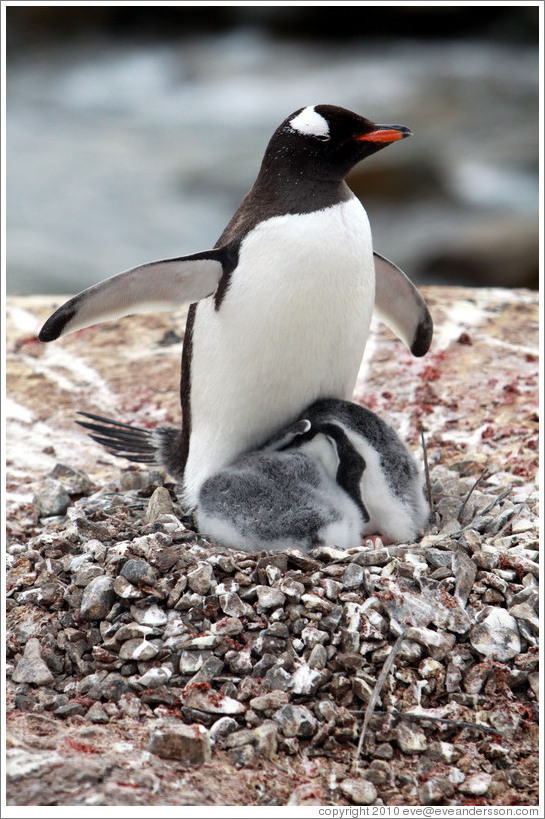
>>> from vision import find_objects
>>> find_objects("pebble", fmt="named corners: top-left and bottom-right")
top-left (49, 463), bottom-right (94, 495)
top-left (136, 666), bottom-right (173, 688)
top-left (145, 487), bottom-right (174, 524)
top-left (339, 778), bottom-right (377, 805)
top-left (12, 638), bottom-right (54, 686)
top-left (33, 481), bottom-right (71, 518)
top-left (273, 704), bottom-right (317, 738)
top-left (187, 563), bottom-right (214, 595)
top-left (470, 608), bottom-right (521, 661)
top-left (458, 772), bottom-right (492, 796)
top-left (395, 722), bottom-right (428, 754)
top-left (118, 638), bottom-right (158, 662)
top-left (113, 576), bottom-right (143, 600)
top-left (218, 592), bottom-right (247, 618)
top-left (121, 558), bottom-right (158, 586)
top-left (308, 643), bottom-right (328, 669)
top-left (79, 576), bottom-right (115, 621)
top-left (250, 691), bottom-right (290, 712)
top-left (209, 716), bottom-right (239, 745)
top-left (419, 777), bottom-right (455, 805)
top-left (255, 586), bottom-right (286, 609)
top-left (342, 563), bottom-right (365, 590)
top-left (86, 702), bottom-right (109, 724)
top-left (147, 722), bottom-right (211, 765)
top-left (184, 689), bottom-right (245, 715)
top-left (508, 602), bottom-right (539, 634)
top-left (130, 604), bottom-right (168, 627)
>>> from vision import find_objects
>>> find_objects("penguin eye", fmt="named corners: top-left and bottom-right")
top-left (314, 134), bottom-right (330, 142)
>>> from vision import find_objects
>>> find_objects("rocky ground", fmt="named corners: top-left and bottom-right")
top-left (4, 287), bottom-right (540, 807)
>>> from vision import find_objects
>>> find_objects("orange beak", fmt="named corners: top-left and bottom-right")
top-left (356, 125), bottom-right (412, 143)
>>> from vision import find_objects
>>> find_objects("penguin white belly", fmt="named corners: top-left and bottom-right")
top-left (184, 197), bottom-right (374, 506)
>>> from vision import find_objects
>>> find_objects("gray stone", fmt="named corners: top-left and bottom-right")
top-left (86, 702), bottom-right (109, 724)
top-left (227, 647), bottom-right (253, 674)
top-left (301, 626), bottom-right (329, 648)
top-left (255, 585), bottom-right (286, 609)
top-left (374, 743), bottom-right (394, 760)
top-left (179, 651), bottom-right (208, 675)
top-left (218, 591), bottom-right (246, 617)
top-left (145, 487), bottom-right (173, 524)
top-left (395, 722), bottom-right (428, 754)
top-left (211, 616), bottom-right (244, 636)
top-left (453, 549), bottom-right (477, 607)
top-left (189, 656), bottom-right (224, 683)
top-left (79, 576), bottom-right (115, 621)
top-left (73, 563), bottom-right (104, 587)
top-left (12, 638), bottom-right (54, 686)
top-left (274, 704), bottom-right (317, 738)
top-left (187, 563), bottom-right (214, 595)
top-left (339, 778), bottom-right (377, 805)
top-left (85, 539), bottom-right (107, 562)
top-left (114, 623), bottom-right (156, 642)
top-left (470, 607), bottom-right (521, 661)
top-left (130, 603), bottom-right (168, 627)
top-left (249, 691), bottom-right (290, 712)
top-left (148, 722), bottom-right (211, 764)
top-left (419, 777), bottom-right (455, 805)
top-left (508, 602), bottom-right (539, 634)
top-left (33, 480), bottom-right (71, 518)
top-left (308, 643), bottom-right (327, 669)
top-left (184, 689), bottom-right (245, 715)
top-left (227, 743), bottom-right (255, 768)
top-left (129, 532), bottom-right (171, 559)
top-left (49, 463), bottom-right (94, 495)
top-left (121, 558), bottom-right (158, 586)
top-left (458, 772), bottom-right (492, 796)
top-left (342, 563), bottom-right (365, 590)
top-left (209, 716), bottom-right (239, 745)
top-left (361, 761), bottom-right (390, 785)
top-left (290, 664), bottom-right (322, 695)
top-left (405, 627), bottom-right (456, 661)
top-left (225, 728), bottom-right (255, 749)
top-left (119, 639), bottom-right (159, 662)
top-left (113, 575), bottom-right (143, 600)
top-left (137, 666), bottom-right (173, 688)
top-left (264, 666), bottom-right (292, 692)
top-left (253, 721), bottom-right (278, 759)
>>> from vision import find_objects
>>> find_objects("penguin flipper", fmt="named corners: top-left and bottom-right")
top-left (373, 252), bottom-right (433, 357)
top-left (38, 249), bottom-right (228, 342)
top-left (261, 419), bottom-right (312, 453)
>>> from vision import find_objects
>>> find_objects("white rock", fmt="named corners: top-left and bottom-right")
top-left (459, 772), bottom-right (492, 796)
top-left (470, 607), bottom-right (521, 661)
top-left (130, 603), bottom-right (168, 627)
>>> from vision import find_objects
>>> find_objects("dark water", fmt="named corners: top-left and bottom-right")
top-left (6, 32), bottom-right (539, 295)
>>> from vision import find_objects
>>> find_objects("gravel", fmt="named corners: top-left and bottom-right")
top-left (6, 459), bottom-right (540, 806)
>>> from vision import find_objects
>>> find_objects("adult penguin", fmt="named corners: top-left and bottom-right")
top-left (39, 105), bottom-right (432, 506)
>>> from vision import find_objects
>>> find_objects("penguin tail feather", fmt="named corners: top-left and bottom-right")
top-left (76, 411), bottom-right (158, 465)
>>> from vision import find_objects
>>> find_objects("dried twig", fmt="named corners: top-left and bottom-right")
top-left (353, 708), bottom-right (503, 737)
top-left (352, 629), bottom-right (406, 771)
top-left (478, 486), bottom-right (512, 516)
top-left (420, 428), bottom-right (433, 515)
top-left (457, 468), bottom-right (489, 523)
top-left (459, 486), bottom-right (513, 533)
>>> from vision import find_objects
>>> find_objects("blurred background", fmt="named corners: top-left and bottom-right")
top-left (6, 4), bottom-right (540, 295)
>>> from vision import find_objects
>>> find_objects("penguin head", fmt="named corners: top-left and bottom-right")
top-left (264, 104), bottom-right (412, 182)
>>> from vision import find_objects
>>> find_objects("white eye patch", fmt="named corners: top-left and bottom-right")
top-left (289, 106), bottom-right (330, 138)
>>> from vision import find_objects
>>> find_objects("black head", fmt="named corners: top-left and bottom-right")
top-left (262, 104), bottom-right (412, 182)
